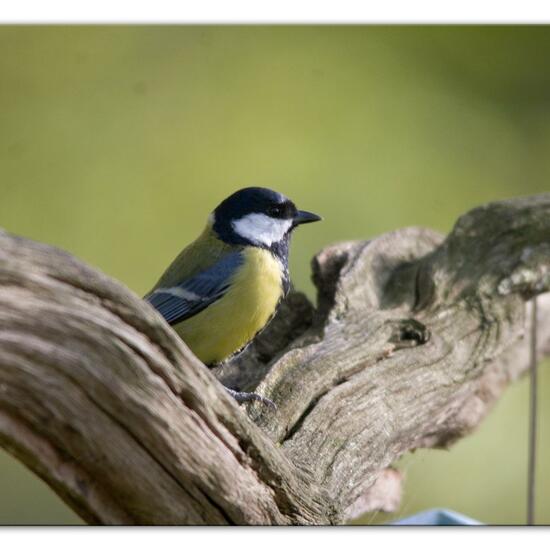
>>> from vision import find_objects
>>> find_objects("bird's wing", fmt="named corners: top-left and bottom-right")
top-left (151, 224), bottom-right (238, 288)
top-left (145, 251), bottom-right (244, 325)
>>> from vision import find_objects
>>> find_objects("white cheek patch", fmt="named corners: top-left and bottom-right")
top-left (232, 213), bottom-right (292, 246)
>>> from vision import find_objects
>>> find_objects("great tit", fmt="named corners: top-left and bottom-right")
top-left (145, 187), bottom-right (321, 403)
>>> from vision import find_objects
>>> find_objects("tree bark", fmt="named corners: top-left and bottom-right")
top-left (0, 194), bottom-right (549, 525)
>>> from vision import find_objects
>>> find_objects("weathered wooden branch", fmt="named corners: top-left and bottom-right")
top-left (0, 194), bottom-right (549, 524)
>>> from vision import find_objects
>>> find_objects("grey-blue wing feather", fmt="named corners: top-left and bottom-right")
top-left (145, 251), bottom-right (244, 325)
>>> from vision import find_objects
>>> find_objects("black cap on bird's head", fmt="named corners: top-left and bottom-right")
top-left (211, 187), bottom-right (321, 250)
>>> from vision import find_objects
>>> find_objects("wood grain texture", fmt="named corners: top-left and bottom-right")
top-left (1, 194), bottom-right (549, 524)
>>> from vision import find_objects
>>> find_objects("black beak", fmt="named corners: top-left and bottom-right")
top-left (293, 210), bottom-right (322, 226)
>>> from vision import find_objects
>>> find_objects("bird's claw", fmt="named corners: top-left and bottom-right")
top-left (225, 388), bottom-right (276, 409)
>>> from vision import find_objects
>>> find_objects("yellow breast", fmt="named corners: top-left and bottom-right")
top-left (173, 247), bottom-right (284, 365)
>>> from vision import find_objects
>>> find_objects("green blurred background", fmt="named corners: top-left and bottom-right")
top-left (0, 25), bottom-right (549, 525)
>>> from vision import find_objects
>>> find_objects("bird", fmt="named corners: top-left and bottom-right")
top-left (144, 187), bottom-right (321, 404)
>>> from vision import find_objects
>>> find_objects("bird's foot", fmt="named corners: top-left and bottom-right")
top-left (225, 388), bottom-right (276, 409)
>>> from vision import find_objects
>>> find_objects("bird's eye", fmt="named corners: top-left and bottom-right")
top-left (268, 205), bottom-right (283, 217)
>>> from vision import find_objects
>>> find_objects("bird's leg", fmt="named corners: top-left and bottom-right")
top-left (225, 387), bottom-right (276, 409)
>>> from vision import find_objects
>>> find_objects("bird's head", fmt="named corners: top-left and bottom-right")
top-left (211, 187), bottom-right (321, 250)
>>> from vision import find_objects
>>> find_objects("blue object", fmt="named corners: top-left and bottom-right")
top-left (391, 508), bottom-right (482, 525)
